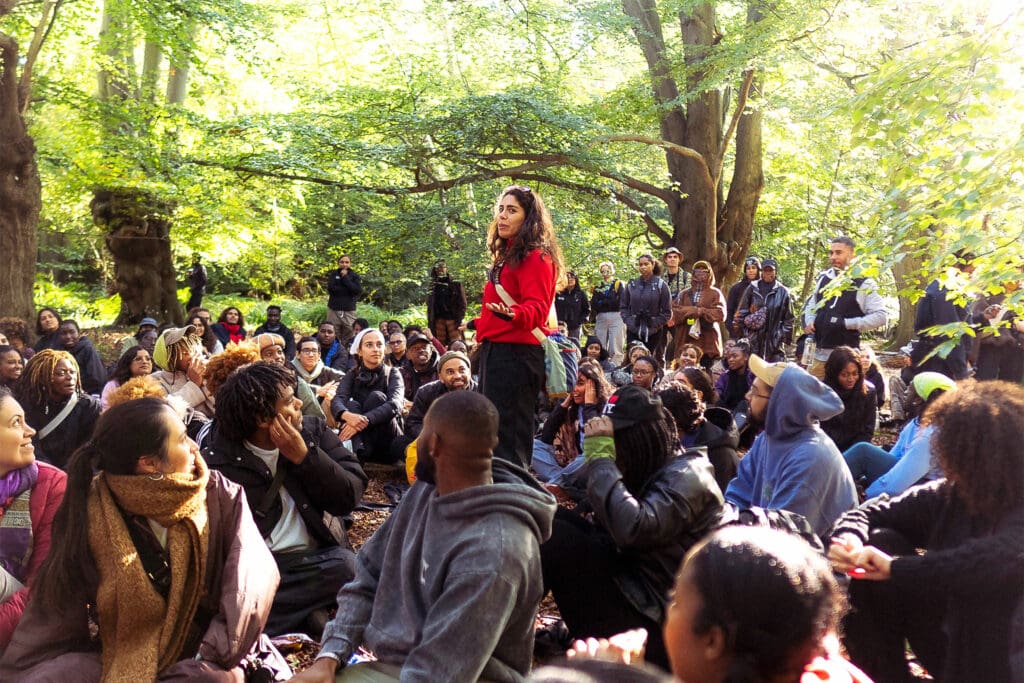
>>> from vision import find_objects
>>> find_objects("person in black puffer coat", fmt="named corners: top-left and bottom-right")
top-left (330, 329), bottom-right (405, 464)
top-left (554, 271), bottom-right (590, 342)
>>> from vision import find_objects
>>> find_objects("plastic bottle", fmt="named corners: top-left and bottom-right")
top-left (801, 334), bottom-right (816, 367)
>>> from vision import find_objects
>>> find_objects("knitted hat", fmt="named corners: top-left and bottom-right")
top-left (437, 350), bottom-right (471, 372)
top-left (252, 333), bottom-right (285, 352)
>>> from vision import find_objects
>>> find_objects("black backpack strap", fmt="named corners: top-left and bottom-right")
top-left (252, 464), bottom-right (288, 520)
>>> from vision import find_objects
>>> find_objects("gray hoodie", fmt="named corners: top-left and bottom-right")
top-left (725, 365), bottom-right (857, 536)
top-left (319, 458), bottom-right (556, 682)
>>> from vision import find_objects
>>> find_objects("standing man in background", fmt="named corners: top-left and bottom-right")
top-left (803, 236), bottom-right (887, 379)
top-left (661, 246), bottom-right (690, 361)
top-left (187, 255), bottom-right (207, 310)
top-left (327, 254), bottom-right (362, 345)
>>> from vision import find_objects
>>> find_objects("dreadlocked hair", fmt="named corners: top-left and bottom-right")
top-left (215, 362), bottom-right (297, 442)
top-left (16, 349), bottom-right (79, 408)
top-left (613, 407), bottom-right (679, 495)
top-left (164, 333), bottom-right (203, 373)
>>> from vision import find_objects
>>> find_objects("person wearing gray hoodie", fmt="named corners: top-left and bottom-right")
top-left (295, 391), bottom-right (557, 683)
top-left (725, 355), bottom-right (857, 537)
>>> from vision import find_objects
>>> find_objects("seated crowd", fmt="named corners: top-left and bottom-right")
top-left (0, 291), bottom-right (1020, 683)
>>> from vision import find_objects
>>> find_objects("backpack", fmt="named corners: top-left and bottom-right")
top-left (543, 332), bottom-right (579, 399)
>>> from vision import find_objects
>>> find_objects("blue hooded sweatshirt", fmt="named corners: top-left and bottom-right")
top-left (725, 365), bottom-right (857, 536)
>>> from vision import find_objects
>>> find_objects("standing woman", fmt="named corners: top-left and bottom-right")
top-left (426, 260), bottom-right (468, 346)
top-left (210, 307), bottom-right (247, 347)
top-left (473, 185), bottom-right (564, 467)
top-left (0, 398), bottom-right (284, 680)
top-left (15, 350), bottom-right (101, 470)
top-left (672, 261), bottom-right (727, 373)
top-left (31, 308), bottom-right (62, 353)
top-left (554, 271), bottom-right (590, 342)
top-left (0, 387), bottom-right (67, 651)
top-left (620, 254), bottom-right (672, 364)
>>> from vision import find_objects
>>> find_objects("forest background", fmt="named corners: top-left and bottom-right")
top-left (1, 0), bottom-right (1022, 352)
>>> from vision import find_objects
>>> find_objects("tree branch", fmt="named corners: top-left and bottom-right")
top-left (713, 68), bottom-right (754, 184)
top-left (19, 0), bottom-right (61, 114)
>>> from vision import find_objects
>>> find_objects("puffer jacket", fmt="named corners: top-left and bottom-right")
top-left (330, 364), bottom-right (405, 425)
top-left (691, 407), bottom-right (739, 491)
top-left (620, 277), bottom-right (672, 338)
top-left (584, 441), bottom-right (725, 623)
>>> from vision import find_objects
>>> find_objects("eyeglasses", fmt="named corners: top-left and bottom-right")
top-left (299, 348), bottom-right (319, 354)
top-left (748, 391), bottom-right (771, 400)
top-left (389, 340), bottom-right (405, 346)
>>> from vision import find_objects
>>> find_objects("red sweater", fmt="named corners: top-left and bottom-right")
top-left (0, 462), bottom-right (67, 650)
top-left (475, 250), bottom-right (556, 345)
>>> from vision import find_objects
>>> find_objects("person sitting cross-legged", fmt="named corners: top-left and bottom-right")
top-left (724, 355), bottom-right (857, 537)
top-left (540, 384), bottom-right (725, 671)
top-left (292, 391), bottom-right (557, 683)
top-left (202, 362), bottom-right (367, 638)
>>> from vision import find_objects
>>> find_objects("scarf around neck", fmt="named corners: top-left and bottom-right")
top-left (0, 462), bottom-right (39, 582)
top-left (88, 455), bottom-right (211, 682)
top-left (292, 357), bottom-right (325, 384)
top-left (220, 322), bottom-right (244, 344)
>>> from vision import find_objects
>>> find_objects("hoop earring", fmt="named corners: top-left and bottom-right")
top-left (147, 473), bottom-right (164, 481)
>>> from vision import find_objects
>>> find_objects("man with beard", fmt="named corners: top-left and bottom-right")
top-left (724, 355), bottom-right (857, 537)
top-left (202, 363), bottom-right (367, 638)
top-left (399, 332), bottom-right (439, 402)
top-left (294, 391), bottom-right (556, 683)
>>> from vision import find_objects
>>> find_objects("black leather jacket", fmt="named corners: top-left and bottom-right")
top-left (585, 449), bottom-right (724, 623)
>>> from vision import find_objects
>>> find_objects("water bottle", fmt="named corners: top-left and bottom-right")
top-left (801, 334), bottom-right (815, 367)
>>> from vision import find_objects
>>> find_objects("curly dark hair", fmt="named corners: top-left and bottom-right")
top-left (486, 185), bottom-right (565, 283)
top-left (680, 366), bottom-right (718, 405)
top-left (824, 345), bottom-right (867, 395)
top-left (216, 306), bottom-right (246, 328)
top-left (0, 317), bottom-right (32, 348)
top-left (925, 380), bottom-right (1024, 525)
top-left (684, 526), bottom-right (844, 683)
top-left (202, 342), bottom-right (260, 396)
top-left (215, 362), bottom-right (297, 442)
top-left (658, 381), bottom-right (704, 435)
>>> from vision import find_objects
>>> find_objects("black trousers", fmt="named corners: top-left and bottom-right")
top-left (266, 544), bottom-right (356, 637)
top-left (975, 344), bottom-right (1024, 382)
top-left (541, 508), bottom-right (669, 670)
top-left (841, 528), bottom-right (947, 682)
top-left (478, 340), bottom-right (544, 467)
top-left (626, 327), bottom-right (666, 365)
top-left (341, 390), bottom-right (403, 464)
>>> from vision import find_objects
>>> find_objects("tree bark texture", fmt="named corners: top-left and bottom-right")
top-left (92, 188), bottom-right (183, 325)
top-left (621, 0), bottom-right (763, 287)
top-left (0, 32), bottom-right (41, 322)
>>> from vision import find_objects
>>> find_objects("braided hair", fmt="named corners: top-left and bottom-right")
top-left (612, 406), bottom-right (679, 495)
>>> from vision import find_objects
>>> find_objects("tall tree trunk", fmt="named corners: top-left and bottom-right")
top-left (92, 189), bottom-right (182, 325)
top-left (890, 251), bottom-right (924, 350)
top-left (0, 33), bottom-right (41, 322)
